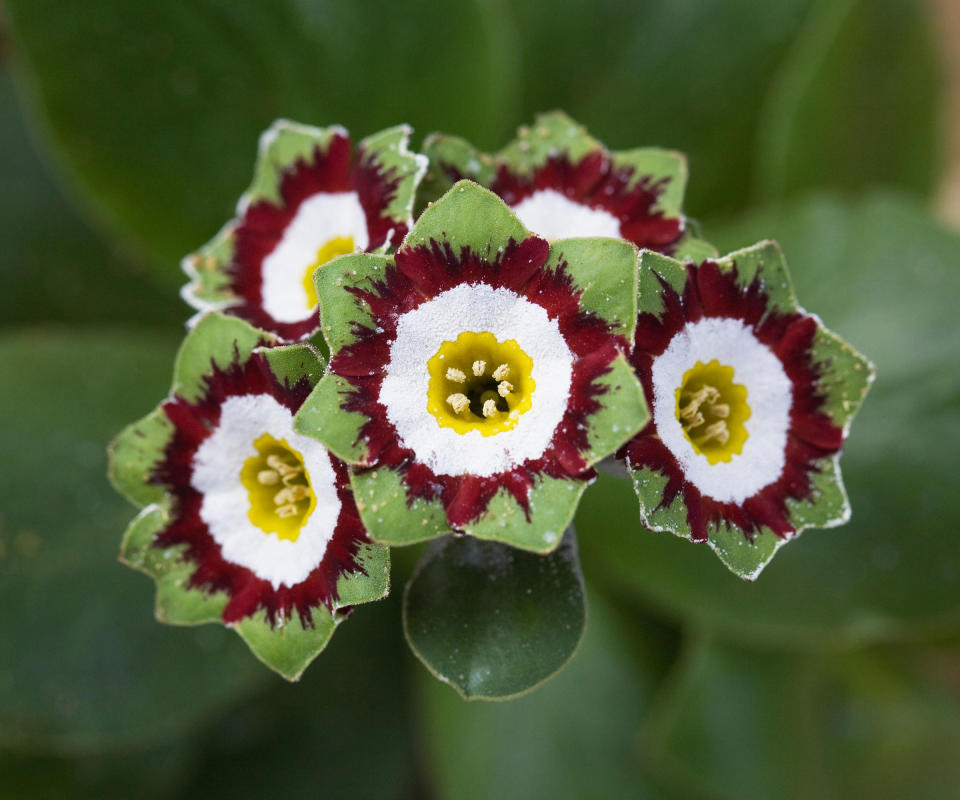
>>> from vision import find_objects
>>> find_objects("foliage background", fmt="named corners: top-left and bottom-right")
top-left (2, 0), bottom-right (959, 797)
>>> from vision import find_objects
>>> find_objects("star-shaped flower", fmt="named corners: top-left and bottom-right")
top-left (109, 314), bottom-right (388, 679)
top-left (182, 120), bottom-right (427, 341)
top-left (295, 181), bottom-right (648, 553)
top-left (620, 244), bottom-right (874, 578)
top-left (422, 111), bottom-right (713, 260)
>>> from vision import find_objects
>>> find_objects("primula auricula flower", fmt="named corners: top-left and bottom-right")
top-left (620, 245), bottom-right (874, 579)
top-left (294, 180), bottom-right (649, 553)
top-left (421, 110), bottom-right (714, 260)
top-left (182, 120), bottom-right (427, 341)
top-left (109, 314), bottom-right (388, 679)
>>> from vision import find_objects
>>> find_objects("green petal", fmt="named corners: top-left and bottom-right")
top-left (172, 313), bottom-right (272, 402)
top-left (108, 406), bottom-right (174, 508)
top-left (405, 179), bottom-right (529, 257)
top-left (120, 505), bottom-right (228, 625)
top-left (717, 239), bottom-right (798, 314)
top-left (313, 252), bottom-right (391, 355)
top-left (580, 354), bottom-right (649, 466)
top-left (464, 475), bottom-right (590, 554)
top-left (547, 237), bottom-right (638, 342)
top-left (810, 325), bottom-right (875, 432)
top-left (294, 372), bottom-right (371, 465)
top-left (350, 466), bottom-right (452, 546)
top-left (358, 124), bottom-right (428, 229)
top-left (497, 111), bottom-right (603, 176)
top-left (403, 528), bottom-right (586, 700)
top-left (232, 608), bottom-right (337, 682)
top-left (610, 147), bottom-right (688, 218)
top-left (419, 132), bottom-right (494, 207)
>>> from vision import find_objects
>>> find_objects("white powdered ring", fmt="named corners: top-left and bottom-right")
top-left (192, 393), bottom-right (341, 588)
top-left (510, 189), bottom-right (621, 241)
top-left (260, 192), bottom-right (369, 323)
top-left (650, 318), bottom-right (792, 503)
top-left (379, 283), bottom-right (574, 477)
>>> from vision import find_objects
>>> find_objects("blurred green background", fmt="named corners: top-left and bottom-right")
top-left (2, 0), bottom-right (959, 797)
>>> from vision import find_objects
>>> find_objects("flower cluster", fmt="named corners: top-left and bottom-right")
top-left (109, 113), bottom-right (873, 678)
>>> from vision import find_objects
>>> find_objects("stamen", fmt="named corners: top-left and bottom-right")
top-left (711, 404), bottom-right (730, 419)
top-left (698, 421), bottom-right (730, 445)
top-left (266, 454), bottom-right (302, 477)
top-left (679, 385), bottom-right (722, 423)
top-left (275, 504), bottom-right (300, 518)
top-left (497, 381), bottom-right (513, 398)
top-left (482, 399), bottom-right (499, 418)
top-left (257, 469), bottom-right (280, 486)
top-left (492, 363), bottom-right (510, 381)
top-left (447, 393), bottom-right (470, 414)
top-left (446, 367), bottom-right (466, 383)
top-left (472, 360), bottom-right (487, 377)
top-left (274, 485), bottom-right (310, 505)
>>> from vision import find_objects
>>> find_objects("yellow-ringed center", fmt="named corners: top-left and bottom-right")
top-left (302, 235), bottom-right (356, 307)
top-left (674, 360), bottom-right (751, 464)
top-left (240, 433), bottom-right (316, 541)
top-left (426, 331), bottom-right (535, 437)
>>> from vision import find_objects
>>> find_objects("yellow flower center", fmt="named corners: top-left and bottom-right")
top-left (426, 331), bottom-right (535, 437)
top-left (675, 360), bottom-right (751, 464)
top-left (240, 433), bottom-right (316, 541)
top-left (302, 235), bottom-right (356, 307)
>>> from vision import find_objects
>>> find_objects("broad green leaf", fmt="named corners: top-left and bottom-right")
top-left (0, 744), bottom-right (191, 800)
top-left (404, 528), bottom-right (586, 699)
top-left (644, 638), bottom-right (960, 800)
top-left (179, 592), bottom-right (420, 799)
top-left (5, 0), bottom-right (519, 280)
top-left (417, 593), bottom-right (687, 800)
top-left (506, 0), bottom-right (816, 216)
top-left (0, 69), bottom-right (181, 329)
top-left (0, 329), bottom-right (267, 752)
top-left (754, 0), bottom-right (942, 203)
top-left (579, 192), bottom-right (960, 648)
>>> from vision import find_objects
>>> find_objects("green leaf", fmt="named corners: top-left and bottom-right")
top-left (180, 591), bottom-right (420, 799)
top-left (506, 0), bottom-right (817, 216)
top-left (0, 328), bottom-right (267, 751)
top-left (0, 67), bottom-right (182, 330)
top-left (754, 0), bottom-right (942, 203)
top-left (403, 528), bottom-right (586, 699)
top-left (417, 593), bottom-right (685, 800)
top-left (580, 192), bottom-right (960, 648)
top-left (5, 0), bottom-right (520, 280)
top-left (644, 638), bottom-right (960, 800)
